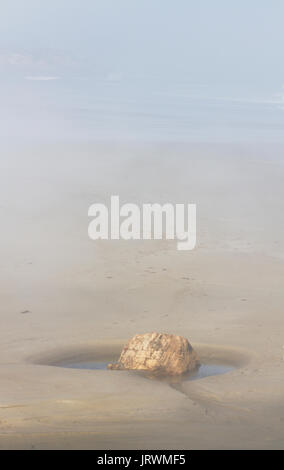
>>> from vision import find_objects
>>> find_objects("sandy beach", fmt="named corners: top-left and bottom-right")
top-left (0, 142), bottom-right (284, 449)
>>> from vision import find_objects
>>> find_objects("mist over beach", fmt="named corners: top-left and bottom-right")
top-left (0, 1), bottom-right (284, 450)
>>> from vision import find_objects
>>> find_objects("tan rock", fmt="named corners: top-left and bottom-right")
top-left (107, 332), bottom-right (200, 376)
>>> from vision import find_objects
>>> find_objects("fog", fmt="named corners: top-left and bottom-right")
top-left (1, 1), bottom-right (284, 142)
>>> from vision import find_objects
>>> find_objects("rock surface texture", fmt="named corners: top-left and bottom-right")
top-left (107, 332), bottom-right (200, 375)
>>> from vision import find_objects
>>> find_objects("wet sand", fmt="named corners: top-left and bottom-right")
top-left (0, 142), bottom-right (284, 449)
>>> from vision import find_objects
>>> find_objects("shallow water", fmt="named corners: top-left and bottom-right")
top-left (59, 361), bottom-right (234, 382)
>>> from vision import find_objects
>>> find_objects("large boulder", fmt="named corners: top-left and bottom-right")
top-left (107, 332), bottom-right (200, 376)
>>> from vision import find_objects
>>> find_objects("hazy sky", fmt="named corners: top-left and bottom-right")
top-left (1, 1), bottom-right (284, 141)
top-left (1, 0), bottom-right (284, 79)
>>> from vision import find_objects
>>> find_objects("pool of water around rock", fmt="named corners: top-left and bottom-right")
top-left (29, 342), bottom-right (250, 388)
top-left (56, 360), bottom-right (235, 382)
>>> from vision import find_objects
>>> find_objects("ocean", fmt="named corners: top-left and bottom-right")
top-left (1, 74), bottom-right (284, 143)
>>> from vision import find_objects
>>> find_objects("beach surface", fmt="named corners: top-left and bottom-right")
top-left (0, 142), bottom-right (284, 449)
